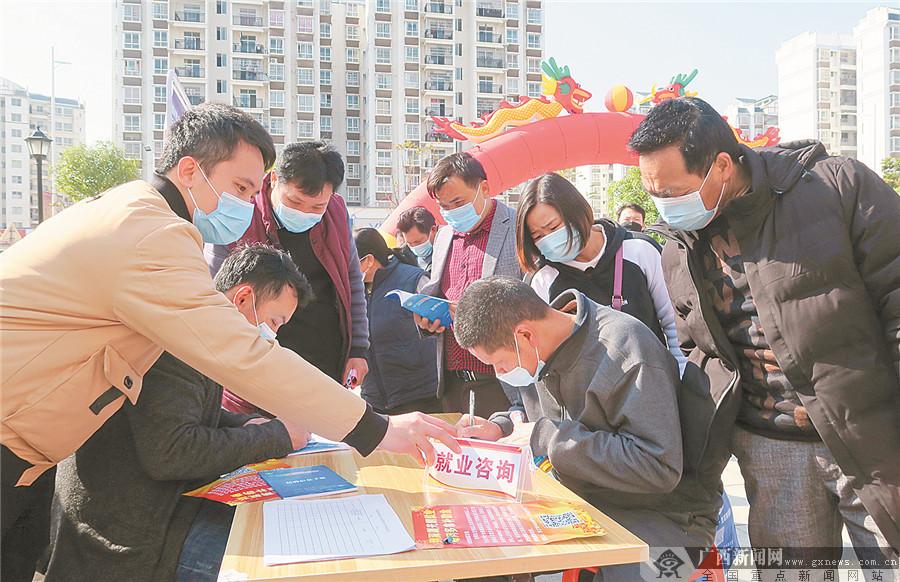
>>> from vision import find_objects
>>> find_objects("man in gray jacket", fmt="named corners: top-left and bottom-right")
top-left (455, 277), bottom-right (715, 581)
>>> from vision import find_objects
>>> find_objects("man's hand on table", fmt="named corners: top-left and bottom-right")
top-left (456, 415), bottom-right (503, 441)
top-left (378, 412), bottom-right (461, 467)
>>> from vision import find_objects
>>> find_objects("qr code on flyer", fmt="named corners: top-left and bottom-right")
top-left (538, 511), bottom-right (583, 528)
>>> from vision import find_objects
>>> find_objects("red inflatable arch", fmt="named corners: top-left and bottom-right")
top-left (381, 112), bottom-right (645, 234)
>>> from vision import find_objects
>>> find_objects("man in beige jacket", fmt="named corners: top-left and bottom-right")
top-left (0, 103), bottom-right (457, 581)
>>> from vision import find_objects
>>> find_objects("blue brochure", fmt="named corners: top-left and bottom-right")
top-left (258, 465), bottom-right (358, 500)
top-left (387, 290), bottom-right (453, 328)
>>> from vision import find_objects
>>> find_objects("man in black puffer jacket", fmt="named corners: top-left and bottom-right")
top-left (630, 97), bottom-right (900, 565)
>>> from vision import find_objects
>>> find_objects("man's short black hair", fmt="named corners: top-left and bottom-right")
top-left (157, 103), bottom-right (276, 173)
top-left (396, 206), bottom-right (436, 235)
top-left (616, 203), bottom-right (645, 221)
top-left (276, 141), bottom-right (344, 195)
top-left (214, 244), bottom-right (313, 308)
top-left (426, 152), bottom-right (487, 198)
top-left (628, 97), bottom-right (742, 176)
top-left (454, 277), bottom-right (551, 352)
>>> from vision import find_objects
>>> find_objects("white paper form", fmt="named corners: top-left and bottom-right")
top-left (262, 494), bottom-right (415, 566)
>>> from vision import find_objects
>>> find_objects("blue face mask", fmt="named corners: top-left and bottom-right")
top-left (536, 226), bottom-right (582, 263)
top-left (273, 202), bottom-right (325, 233)
top-left (409, 239), bottom-right (433, 259)
top-left (651, 163), bottom-right (725, 231)
top-left (495, 334), bottom-right (545, 387)
top-left (186, 165), bottom-right (254, 245)
top-left (440, 187), bottom-right (487, 233)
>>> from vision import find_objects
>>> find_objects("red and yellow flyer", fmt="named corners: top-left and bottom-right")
top-left (411, 500), bottom-right (606, 549)
top-left (183, 459), bottom-right (291, 506)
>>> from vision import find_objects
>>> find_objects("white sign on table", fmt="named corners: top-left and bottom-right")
top-left (426, 437), bottom-right (532, 501)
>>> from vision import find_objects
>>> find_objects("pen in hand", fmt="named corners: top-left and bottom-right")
top-left (469, 389), bottom-right (475, 428)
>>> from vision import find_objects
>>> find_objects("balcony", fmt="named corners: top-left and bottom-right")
top-left (173, 11), bottom-right (205, 23)
top-left (424, 80), bottom-right (453, 92)
top-left (233, 14), bottom-right (264, 27)
top-left (424, 28), bottom-right (453, 40)
top-left (476, 57), bottom-right (505, 69)
top-left (232, 69), bottom-right (268, 81)
top-left (478, 83), bottom-right (503, 94)
top-left (234, 96), bottom-right (264, 109)
top-left (477, 32), bottom-right (502, 43)
top-left (425, 105), bottom-right (453, 116)
top-left (424, 131), bottom-right (453, 142)
top-left (424, 2), bottom-right (453, 13)
top-left (233, 42), bottom-right (267, 54)
top-left (476, 6), bottom-right (504, 18)
top-left (175, 65), bottom-right (205, 78)
top-left (187, 94), bottom-right (204, 106)
top-left (173, 38), bottom-right (204, 51)
top-left (424, 54), bottom-right (452, 65)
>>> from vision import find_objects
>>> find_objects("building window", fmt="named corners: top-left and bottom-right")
top-left (320, 0), bottom-right (331, 14)
top-left (269, 9), bottom-right (284, 27)
top-left (154, 57), bottom-right (168, 75)
top-left (297, 121), bottom-right (314, 137)
top-left (270, 118), bottom-right (284, 135)
top-left (376, 73), bottom-right (392, 90)
top-left (376, 99), bottom-right (391, 115)
top-left (153, 30), bottom-right (168, 48)
top-left (376, 124), bottom-right (392, 141)
top-left (347, 94), bottom-right (360, 109)
top-left (347, 48), bottom-right (360, 64)
top-left (347, 163), bottom-right (361, 178)
top-left (217, 79), bottom-right (227, 93)
top-left (297, 68), bottom-right (314, 85)
top-left (154, 85), bottom-right (166, 103)
top-left (527, 32), bottom-right (540, 49)
top-left (124, 86), bottom-right (141, 105)
top-left (123, 4), bottom-right (141, 21)
top-left (320, 70), bottom-right (332, 85)
top-left (298, 94), bottom-right (315, 112)
top-left (298, 42), bottom-right (314, 59)
top-left (298, 16), bottom-right (314, 34)
top-left (891, 26), bottom-right (900, 41)
top-left (405, 71), bottom-right (420, 89)
top-left (406, 0), bottom-right (418, 9)
top-left (347, 140), bottom-right (360, 156)
top-left (320, 116), bottom-right (332, 132)
top-left (892, 137), bottom-right (900, 153)
top-left (11, 176), bottom-right (23, 185)
top-left (320, 46), bottom-right (332, 62)
top-left (506, 28), bottom-right (518, 44)
top-left (505, 1), bottom-right (518, 19)
top-left (10, 97), bottom-right (22, 107)
top-left (891, 92), bottom-right (900, 108)
top-left (405, 21), bottom-right (418, 37)
top-left (526, 8), bottom-right (541, 24)
top-left (377, 150), bottom-right (392, 167)
top-left (270, 37), bottom-right (284, 54)
top-left (405, 98), bottom-right (419, 114)
top-left (405, 45), bottom-right (419, 64)
top-left (376, 22), bottom-right (391, 39)
top-left (347, 187), bottom-right (361, 204)
top-left (216, 27), bottom-right (227, 41)
top-left (346, 71), bottom-right (360, 86)
top-left (216, 0), bottom-right (226, 13)
top-left (346, 25), bottom-right (359, 40)
top-left (373, 47), bottom-right (390, 65)
top-left (507, 52), bottom-right (519, 69)
top-left (507, 77), bottom-right (519, 96)
top-left (527, 81), bottom-right (540, 98)
top-left (346, 2), bottom-right (359, 16)
top-left (376, 176), bottom-right (392, 193)
top-left (124, 115), bottom-right (141, 132)
top-left (154, 113), bottom-right (165, 131)
top-left (376, 0), bottom-right (390, 12)
top-left (527, 57), bottom-right (540, 73)
top-left (124, 59), bottom-right (141, 76)
top-left (124, 32), bottom-right (141, 49)
top-left (152, 1), bottom-right (167, 19)
top-left (405, 123), bottom-right (419, 140)
top-left (321, 92), bottom-right (332, 107)
top-left (270, 90), bottom-right (284, 108)
top-left (347, 117), bottom-right (360, 133)
top-left (320, 22), bottom-right (332, 39)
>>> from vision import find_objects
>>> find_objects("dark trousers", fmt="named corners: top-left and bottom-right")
top-left (441, 374), bottom-right (512, 418)
top-left (2, 445), bottom-right (55, 582)
top-left (175, 499), bottom-right (235, 582)
top-left (375, 396), bottom-right (443, 416)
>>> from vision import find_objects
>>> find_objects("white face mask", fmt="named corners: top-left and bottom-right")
top-left (237, 288), bottom-right (277, 343)
top-left (495, 333), bottom-right (545, 387)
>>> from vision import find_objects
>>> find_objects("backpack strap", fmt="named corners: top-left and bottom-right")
top-left (611, 245), bottom-right (624, 311)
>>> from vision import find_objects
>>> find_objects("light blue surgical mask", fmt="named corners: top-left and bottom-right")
top-left (495, 334), bottom-right (545, 387)
top-left (250, 290), bottom-right (278, 342)
top-left (651, 163), bottom-right (726, 231)
top-left (536, 226), bottom-right (582, 263)
top-left (273, 201), bottom-right (325, 233)
top-left (409, 239), bottom-right (433, 259)
top-left (440, 186), bottom-right (487, 233)
top-left (186, 165), bottom-right (254, 245)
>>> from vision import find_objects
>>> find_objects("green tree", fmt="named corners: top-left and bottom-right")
top-left (882, 157), bottom-right (900, 194)
top-left (54, 141), bottom-right (140, 203)
top-left (607, 166), bottom-right (658, 225)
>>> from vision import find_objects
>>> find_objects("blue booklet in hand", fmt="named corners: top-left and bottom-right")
top-left (258, 465), bottom-right (357, 500)
top-left (387, 290), bottom-right (453, 328)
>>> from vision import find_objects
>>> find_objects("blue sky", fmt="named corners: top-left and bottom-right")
top-left (0, 1), bottom-right (885, 143)
top-left (545, 1), bottom-right (883, 115)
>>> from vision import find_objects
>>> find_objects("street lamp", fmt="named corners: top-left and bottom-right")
top-left (25, 127), bottom-right (53, 225)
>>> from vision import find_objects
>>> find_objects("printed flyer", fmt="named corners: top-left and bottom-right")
top-left (411, 500), bottom-right (606, 549)
top-left (183, 459), bottom-right (290, 506)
